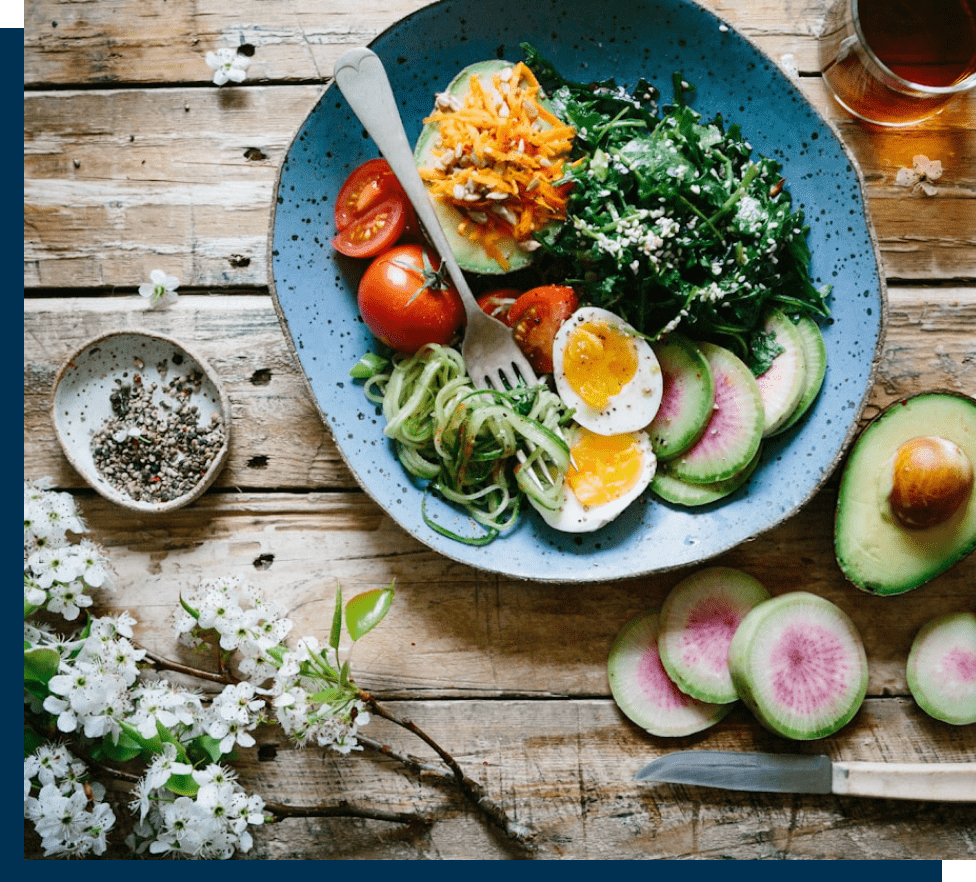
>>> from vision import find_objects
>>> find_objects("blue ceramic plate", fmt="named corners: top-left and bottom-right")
top-left (269, 0), bottom-right (885, 583)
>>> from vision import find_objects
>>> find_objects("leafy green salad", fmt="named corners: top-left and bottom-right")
top-left (523, 44), bottom-right (831, 375)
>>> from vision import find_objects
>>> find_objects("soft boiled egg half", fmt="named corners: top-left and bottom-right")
top-left (551, 306), bottom-right (663, 436)
top-left (529, 424), bottom-right (657, 533)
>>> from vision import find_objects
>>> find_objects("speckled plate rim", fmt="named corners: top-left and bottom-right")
top-left (50, 330), bottom-right (232, 514)
top-left (268, 0), bottom-right (887, 583)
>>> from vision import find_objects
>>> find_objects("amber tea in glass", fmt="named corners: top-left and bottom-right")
top-left (819, 0), bottom-right (976, 125)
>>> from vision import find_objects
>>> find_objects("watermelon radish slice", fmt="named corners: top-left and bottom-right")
top-left (608, 609), bottom-right (734, 737)
top-left (727, 592), bottom-right (868, 740)
top-left (906, 611), bottom-right (976, 726)
top-left (658, 567), bottom-right (770, 704)
top-left (651, 445), bottom-right (762, 507)
top-left (755, 309), bottom-right (807, 437)
top-left (667, 342), bottom-right (764, 484)
top-left (772, 315), bottom-right (827, 436)
top-left (648, 334), bottom-right (714, 461)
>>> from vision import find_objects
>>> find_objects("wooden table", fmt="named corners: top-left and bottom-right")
top-left (24, 0), bottom-right (975, 860)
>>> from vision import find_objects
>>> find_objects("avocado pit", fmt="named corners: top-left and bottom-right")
top-left (888, 435), bottom-right (974, 528)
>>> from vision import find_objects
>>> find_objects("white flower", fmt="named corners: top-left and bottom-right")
top-left (206, 47), bottom-right (251, 86)
top-left (28, 545), bottom-right (85, 589)
top-left (143, 743), bottom-right (194, 791)
top-left (44, 578), bottom-right (94, 621)
top-left (895, 154), bottom-right (943, 196)
top-left (23, 758), bottom-right (116, 859)
top-left (130, 683), bottom-right (202, 738)
top-left (135, 765), bottom-right (263, 858)
top-left (24, 574), bottom-right (47, 608)
top-left (24, 481), bottom-right (87, 552)
top-left (138, 269), bottom-right (179, 307)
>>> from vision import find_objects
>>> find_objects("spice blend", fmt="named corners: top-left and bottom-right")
top-left (91, 359), bottom-right (226, 502)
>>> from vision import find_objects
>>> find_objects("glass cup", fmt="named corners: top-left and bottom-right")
top-left (819, 0), bottom-right (976, 126)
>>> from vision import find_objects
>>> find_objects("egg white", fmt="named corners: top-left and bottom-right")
top-left (529, 425), bottom-right (657, 533)
top-left (551, 306), bottom-right (663, 436)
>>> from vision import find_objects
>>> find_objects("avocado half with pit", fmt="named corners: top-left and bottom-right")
top-left (413, 59), bottom-right (560, 275)
top-left (834, 390), bottom-right (976, 595)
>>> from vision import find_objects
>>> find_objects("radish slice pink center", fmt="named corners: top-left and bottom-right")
top-left (769, 623), bottom-right (851, 714)
top-left (637, 642), bottom-right (699, 710)
top-left (681, 599), bottom-right (743, 675)
top-left (943, 646), bottom-right (976, 683)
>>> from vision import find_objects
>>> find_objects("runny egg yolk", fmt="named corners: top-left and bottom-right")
top-left (562, 319), bottom-right (639, 410)
top-left (566, 428), bottom-right (646, 507)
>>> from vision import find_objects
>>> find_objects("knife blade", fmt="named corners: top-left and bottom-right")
top-left (635, 750), bottom-right (976, 802)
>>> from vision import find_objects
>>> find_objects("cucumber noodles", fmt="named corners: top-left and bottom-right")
top-left (354, 344), bottom-right (572, 545)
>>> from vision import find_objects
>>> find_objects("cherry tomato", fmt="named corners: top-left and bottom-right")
top-left (507, 285), bottom-right (580, 374)
top-left (335, 159), bottom-right (401, 230)
top-left (477, 288), bottom-right (521, 325)
top-left (358, 244), bottom-right (465, 354)
top-left (332, 198), bottom-right (408, 259)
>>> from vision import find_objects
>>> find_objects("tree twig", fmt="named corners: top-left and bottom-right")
top-left (131, 645), bottom-right (537, 851)
top-left (263, 799), bottom-right (432, 829)
top-left (358, 692), bottom-right (537, 852)
top-left (139, 646), bottom-right (235, 686)
top-left (356, 734), bottom-right (446, 775)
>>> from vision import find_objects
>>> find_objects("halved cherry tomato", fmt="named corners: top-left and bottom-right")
top-left (333, 158), bottom-right (419, 256)
top-left (335, 158), bottom-right (401, 230)
top-left (477, 288), bottom-right (522, 326)
top-left (332, 198), bottom-right (408, 259)
top-left (357, 243), bottom-right (465, 354)
top-left (507, 285), bottom-right (580, 374)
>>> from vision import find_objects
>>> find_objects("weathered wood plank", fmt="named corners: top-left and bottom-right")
top-left (38, 485), bottom-right (974, 700)
top-left (23, 80), bottom-right (975, 289)
top-left (23, 0), bottom-right (838, 88)
top-left (25, 697), bottom-right (976, 859)
top-left (24, 289), bottom-right (976, 491)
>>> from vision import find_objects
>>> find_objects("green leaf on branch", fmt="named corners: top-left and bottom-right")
top-left (118, 719), bottom-right (164, 754)
top-left (330, 582), bottom-right (343, 651)
top-left (24, 725), bottom-right (46, 757)
top-left (345, 583), bottom-right (395, 641)
top-left (93, 730), bottom-right (145, 764)
top-left (190, 733), bottom-right (227, 765)
top-left (310, 686), bottom-right (344, 704)
top-left (24, 646), bottom-right (61, 687)
top-left (166, 772), bottom-right (200, 797)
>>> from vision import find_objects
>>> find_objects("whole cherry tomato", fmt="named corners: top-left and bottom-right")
top-left (357, 244), bottom-right (465, 354)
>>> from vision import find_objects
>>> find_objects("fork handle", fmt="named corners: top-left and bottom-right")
top-left (333, 48), bottom-right (480, 316)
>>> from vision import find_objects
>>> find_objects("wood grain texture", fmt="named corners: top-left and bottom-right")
top-left (34, 488), bottom-right (974, 701)
top-left (25, 698), bottom-right (976, 859)
top-left (23, 0), bottom-right (829, 88)
top-left (24, 81), bottom-right (975, 289)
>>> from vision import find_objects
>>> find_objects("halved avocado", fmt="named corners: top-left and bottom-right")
top-left (413, 60), bottom-right (561, 275)
top-left (834, 391), bottom-right (976, 595)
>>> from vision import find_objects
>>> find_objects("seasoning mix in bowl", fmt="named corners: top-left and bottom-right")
top-left (51, 331), bottom-right (230, 513)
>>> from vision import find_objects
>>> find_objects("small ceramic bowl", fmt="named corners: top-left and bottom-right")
top-left (51, 330), bottom-right (231, 513)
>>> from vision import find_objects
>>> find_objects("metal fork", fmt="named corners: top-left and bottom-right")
top-left (333, 47), bottom-right (539, 392)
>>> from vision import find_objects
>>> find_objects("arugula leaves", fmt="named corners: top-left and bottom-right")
top-left (522, 44), bottom-right (831, 375)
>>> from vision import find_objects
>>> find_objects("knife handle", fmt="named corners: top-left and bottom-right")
top-left (832, 762), bottom-right (976, 802)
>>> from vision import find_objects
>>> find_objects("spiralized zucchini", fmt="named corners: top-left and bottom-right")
top-left (354, 344), bottom-right (572, 544)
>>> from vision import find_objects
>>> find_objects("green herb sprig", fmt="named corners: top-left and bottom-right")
top-left (522, 44), bottom-right (831, 375)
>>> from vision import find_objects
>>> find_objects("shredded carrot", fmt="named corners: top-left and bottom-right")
top-left (418, 62), bottom-right (576, 270)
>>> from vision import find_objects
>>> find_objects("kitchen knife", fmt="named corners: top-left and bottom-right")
top-left (635, 750), bottom-right (976, 801)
